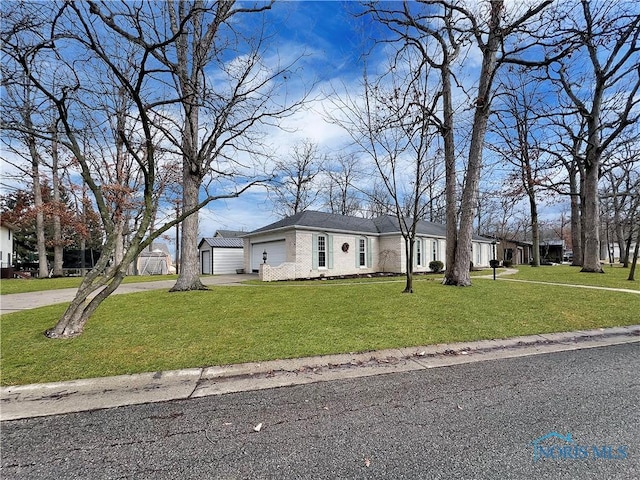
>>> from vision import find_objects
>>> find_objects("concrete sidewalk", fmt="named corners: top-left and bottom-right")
top-left (0, 274), bottom-right (255, 314)
top-left (2, 325), bottom-right (638, 421)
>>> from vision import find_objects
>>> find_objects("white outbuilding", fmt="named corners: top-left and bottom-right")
top-left (198, 237), bottom-right (244, 275)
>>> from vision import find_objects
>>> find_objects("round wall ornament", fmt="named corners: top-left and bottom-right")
top-left (341, 242), bottom-right (349, 252)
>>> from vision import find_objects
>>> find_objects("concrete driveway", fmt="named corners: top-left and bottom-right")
top-left (0, 274), bottom-right (256, 314)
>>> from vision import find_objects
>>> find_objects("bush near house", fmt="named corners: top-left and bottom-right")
top-left (429, 260), bottom-right (444, 273)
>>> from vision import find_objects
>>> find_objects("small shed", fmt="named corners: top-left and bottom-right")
top-left (198, 237), bottom-right (244, 275)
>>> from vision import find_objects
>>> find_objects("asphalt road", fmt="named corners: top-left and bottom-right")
top-left (2, 343), bottom-right (638, 479)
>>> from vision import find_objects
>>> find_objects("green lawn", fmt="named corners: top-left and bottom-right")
top-left (2, 269), bottom-right (638, 386)
top-left (0, 274), bottom-right (179, 295)
top-left (507, 264), bottom-right (639, 290)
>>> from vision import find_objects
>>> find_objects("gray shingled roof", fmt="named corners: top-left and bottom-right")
top-left (246, 210), bottom-right (493, 240)
top-left (199, 237), bottom-right (244, 248)
top-left (247, 211), bottom-right (378, 235)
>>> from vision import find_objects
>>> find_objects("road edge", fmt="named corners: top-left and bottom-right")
top-left (2, 325), bottom-right (638, 421)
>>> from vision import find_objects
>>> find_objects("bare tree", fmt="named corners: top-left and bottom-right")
top-left (2, 65), bottom-right (50, 278)
top-left (328, 44), bottom-right (443, 292)
top-left (2, 2), bottom-right (265, 337)
top-left (322, 153), bottom-right (363, 216)
top-left (87, 1), bottom-right (307, 292)
top-left (600, 141), bottom-right (640, 267)
top-left (489, 71), bottom-right (557, 267)
top-left (549, 0), bottom-right (640, 273)
top-left (363, 182), bottom-right (394, 218)
top-left (270, 140), bottom-right (323, 217)
top-left (542, 110), bottom-right (587, 266)
top-left (362, 0), bottom-right (556, 286)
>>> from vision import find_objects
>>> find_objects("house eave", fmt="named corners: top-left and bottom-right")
top-left (245, 224), bottom-right (379, 238)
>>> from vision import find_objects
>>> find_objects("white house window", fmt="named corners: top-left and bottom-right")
top-left (318, 235), bottom-right (326, 268)
top-left (415, 239), bottom-right (422, 266)
top-left (475, 243), bottom-right (482, 265)
top-left (359, 238), bottom-right (366, 267)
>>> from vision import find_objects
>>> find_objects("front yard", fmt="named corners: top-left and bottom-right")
top-left (1, 265), bottom-right (638, 386)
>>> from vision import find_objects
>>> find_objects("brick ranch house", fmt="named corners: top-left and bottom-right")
top-left (242, 211), bottom-right (495, 281)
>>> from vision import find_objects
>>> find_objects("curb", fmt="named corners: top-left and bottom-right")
top-left (1, 326), bottom-right (638, 421)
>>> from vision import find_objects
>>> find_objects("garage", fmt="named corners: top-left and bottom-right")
top-left (251, 240), bottom-right (286, 272)
top-left (198, 237), bottom-right (244, 275)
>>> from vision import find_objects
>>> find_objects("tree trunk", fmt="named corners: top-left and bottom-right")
top-left (27, 137), bottom-right (49, 278)
top-left (605, 224), bottom-right (614, 264)
top-left (569, 168), bottom-right (582, 266)
top-left (170, 172), bottom-right (206, 291)
top-left (623, 233), bottom-right (632, 268)
top-left (403, 236), bottom-right (414, 293)
top-left (51, 134), bottom-right (64, 277)
top-left (114, 219), bottom-right (125, 267)
top-left (616, 225), bottom-right (627, 266)
top-left (627, 226), bottom-right (639, 281)
top-left (441, 64), bottom-right (458, 284)
top-left (581, 159), bottom-right (603, 273)
top-left (530, 195), bottom-right (541, 267)
top-left (444, 0), bottom-right (502, 287)
top-left (46, 268), bottom-right (126, 338)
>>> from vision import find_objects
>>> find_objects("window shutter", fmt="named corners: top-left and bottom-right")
top-left (355, 237), bottom-right (360, 268)
top-left (367, 237), bottom-right (372, 267)
top-left (327, 234), bottom-right (334, 269)
top-left (312, 234), bottom-right (318, 269)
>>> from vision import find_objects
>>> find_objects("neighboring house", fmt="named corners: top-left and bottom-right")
top-left (0, 222), bottom-right (15, 276)
top-left (243, 211), bottom-right (494, 281)
top-left (496, 238), bottom-right (566, 265)
top-left (198, 233), bottom-right (244, 275)
top-left (496, 238), bottom-right (533, 265)
top-left (136, 242), bottom-right (173, 275)
top-left (539, 239), bottom-right (565, 263)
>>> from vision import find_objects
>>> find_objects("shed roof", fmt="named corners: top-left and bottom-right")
top-left (199, 237), bottom-right (244, 248)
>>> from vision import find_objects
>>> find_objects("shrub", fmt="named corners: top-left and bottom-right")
top-left (502, 260), bottom-right (513, 268)
top-left (429, 260), bottom-right (444, 273)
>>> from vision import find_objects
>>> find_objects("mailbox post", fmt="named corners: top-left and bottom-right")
top-left (490, 240), bottom-right (498, 280)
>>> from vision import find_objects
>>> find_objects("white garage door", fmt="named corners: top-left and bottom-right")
top-left (251, 241), bottom-right (286, 272)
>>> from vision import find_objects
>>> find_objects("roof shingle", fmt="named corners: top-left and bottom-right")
top-left (246, 210), bottom-right (490, 241)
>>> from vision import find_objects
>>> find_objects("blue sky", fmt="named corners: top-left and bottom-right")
top-left (194, 1), bottom-right (372, 237)
top-left (1, 1), bottom-right (582, 252)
